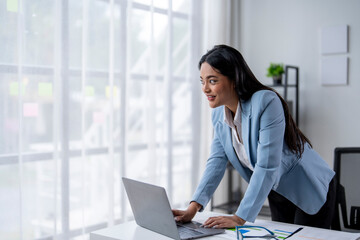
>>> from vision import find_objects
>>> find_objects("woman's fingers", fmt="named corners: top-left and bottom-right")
top-left (172, 209), bottom-right (183, 216)
top-left (172, 209), bottom-right (195, 222)
top-left (172, 209), bottom-right (185, 221)
top-left (203, 216), bottom-right (223, 228)
top-left (203, 216), bottom-right (240, 229)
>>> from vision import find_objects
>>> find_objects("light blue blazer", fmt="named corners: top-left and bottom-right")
top-left (192, 90), bottom-right (335, 222)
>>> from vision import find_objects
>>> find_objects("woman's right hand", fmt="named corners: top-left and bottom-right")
top-left (172, 201), bottom-right (202, 223)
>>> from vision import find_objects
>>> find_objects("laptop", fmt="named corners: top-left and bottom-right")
top-left (122, 177), bottom-right (225, 240)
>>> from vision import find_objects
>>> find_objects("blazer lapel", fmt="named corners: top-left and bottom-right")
top-left (241, 100), bottom-right (253, 167)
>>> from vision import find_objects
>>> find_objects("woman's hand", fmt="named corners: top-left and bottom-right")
top-left (172, 202), bottom-right (202, 223)
top-left (202, 215), bottom-right (246, 229)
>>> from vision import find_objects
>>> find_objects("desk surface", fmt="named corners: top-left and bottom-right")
top-left (90, 211), bottom-right (360, 240)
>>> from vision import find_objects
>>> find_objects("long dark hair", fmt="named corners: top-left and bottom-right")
top-left (199, 44), bottom-right (312, 157)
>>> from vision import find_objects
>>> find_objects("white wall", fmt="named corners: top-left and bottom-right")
top-left (239, 0), bottom-right (360, 166)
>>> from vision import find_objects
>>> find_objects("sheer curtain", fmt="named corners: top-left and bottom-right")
top-left (200, 0), bottom-right (241, 166)
top-left (0, 0), bottom-right (202, 239)
top-left (199, 0), bottom-right (241, 206)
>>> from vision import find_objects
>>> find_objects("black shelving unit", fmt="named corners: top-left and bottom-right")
top-left (210, 65), bottom-right (299, 216)
top-left (268, 65), bottom-right (299, 125)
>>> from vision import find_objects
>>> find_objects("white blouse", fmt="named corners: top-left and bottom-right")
top-left (224, 102), bottom-right (254, 171)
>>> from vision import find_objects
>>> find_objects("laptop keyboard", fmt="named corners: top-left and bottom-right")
top-left (178, 225), bottom-right (203, 238)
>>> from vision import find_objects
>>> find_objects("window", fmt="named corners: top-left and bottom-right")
top-left (0, 0), bottom-right (201, 239)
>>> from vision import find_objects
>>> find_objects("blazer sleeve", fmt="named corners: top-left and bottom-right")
top-left (191, 108), bottom-right (228, 211)
top-left (236, 92), bottom-right (285, 222)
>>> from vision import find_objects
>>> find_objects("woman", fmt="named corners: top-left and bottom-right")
top-left (172, 45), bottom-right (335, 229)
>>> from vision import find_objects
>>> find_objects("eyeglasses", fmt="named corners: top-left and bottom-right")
top-left (236, 226), bottom-right (277, 240)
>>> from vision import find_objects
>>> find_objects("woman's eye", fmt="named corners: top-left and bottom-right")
top-left (209, 79), bottom-right (217, 84)
top-left (200, 79), bottom-right (204, 85)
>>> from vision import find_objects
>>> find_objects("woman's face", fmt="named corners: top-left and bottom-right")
top-left (200, 62), bottom-right (238, 113)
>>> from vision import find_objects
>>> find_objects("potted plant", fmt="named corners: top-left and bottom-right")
top-left (267, 63), bottom-right (285, 85)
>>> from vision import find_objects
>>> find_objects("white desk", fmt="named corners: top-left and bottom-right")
top-left (90, 211), bottom-right (360, 240)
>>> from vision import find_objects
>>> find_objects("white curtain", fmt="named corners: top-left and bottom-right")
top-left (200, 0), bottom-right (241, 167)
top-left (200, 0), bottom-right (241, 207)
top-left (0, 0), bottom-right (202, 239)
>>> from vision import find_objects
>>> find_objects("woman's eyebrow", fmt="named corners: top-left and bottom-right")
top-left (205, 75), bottom-right (218, 79)
top-left (200, 75), bottom-right (218, 80)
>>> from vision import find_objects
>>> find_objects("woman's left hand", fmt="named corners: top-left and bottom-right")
top-left (202, 215), bottom-right (246, 229)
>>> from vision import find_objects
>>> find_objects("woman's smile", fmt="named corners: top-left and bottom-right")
top-left (206, 95), bottom-right (216, 101)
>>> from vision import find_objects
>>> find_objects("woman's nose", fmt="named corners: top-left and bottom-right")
top-left (202, 82), bottom-right (210, 93)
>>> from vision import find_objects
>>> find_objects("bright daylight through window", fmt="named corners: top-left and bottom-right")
top-left (0, 0), bottom-right (201, 239)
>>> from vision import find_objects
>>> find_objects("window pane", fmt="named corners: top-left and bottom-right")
top-left (84, 76), bottom-right (110, 148)
top-left (69, 1), bottom-right (120, 71)
top-left (172, 81), bottom-right (192, 206)
top-left (172, 17), bottom-right (189, 77)
top-left (113, 153), bottom-right (122, 220)
top-left (21, 75), bottom-right (54, 153)
top-left (0, 3), bottom-right (18, 64)
top-left (0, 165), bottom-right (21, 240)
top-left (112, 78), bottom-right (123, 148)
top-left (154, 0), bottom-right (168, 9)
top-left (23, 0), bottom-right (55, 66)
top-left (172, 81), bottom-right (191, 142)
top-left (113, 6), bottom-right (122, 72)
top-left (154, 13), bottom-right (168, 76)
top-left (173, 145), bottom-right (192, 207)
top-left (70, 155), bottom-right (110, 230)
top-left (155, 80), bottom-right (166, 143)
top-left (68, 76), bottom-right (82, 148)
top-left (127, 79), bottom-right (148, 145)
top-left (0, 75), bottom-right (19, 155)
top-left (129, 9), bottom-right (150, 75)
top-left (126, 149), bottom-right (167, 190)
top-left (132, 0), bottom-right (168, 9)
top-left (173, 0), bottom-right (190, 14)
top-left (68, 76), bottom-right (112, 150)
top-left (69, 1), bottom-right (82, 69)
top-left (132, 0), bottom-right (149, 5)
top-left (87, 0), bottom-right (110, 70)
top-left (22, 160), bottom-right (58, 239)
